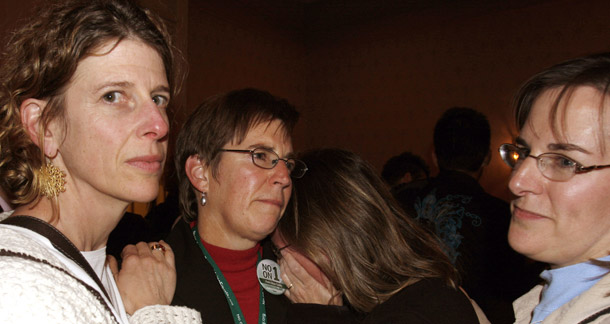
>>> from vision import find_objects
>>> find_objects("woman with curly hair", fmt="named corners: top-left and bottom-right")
top-left (0, 0), bottom-right (199, 323)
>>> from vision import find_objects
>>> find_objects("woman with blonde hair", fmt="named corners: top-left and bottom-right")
top-left (0, 0), bottom-right (199, 322)
top-left (274, 148), bottom-right (486, 323)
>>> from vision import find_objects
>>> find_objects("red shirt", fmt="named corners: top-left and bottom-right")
top-left (201, 239), bottom-right (262, 324)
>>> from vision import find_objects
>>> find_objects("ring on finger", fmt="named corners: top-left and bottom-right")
top-left (286, 283), bottom-right (294, 290)
top-left (151, 243), bottom-right (166, 252)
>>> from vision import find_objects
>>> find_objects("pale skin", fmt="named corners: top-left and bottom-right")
top-left (270, 231), bottom-right (342, 305)
top-left (14, 38), bottom-right (175, 314)
top-left (108, 241), bottom-right (176, 312)
top-left (278, 248), bottom-right (342, 305)
top-left (185, 119), bottom-right (294, 250)
top-left (508, 86), bottom-right (610, 269)
top-left (184, 119), bottom-right (340, 303)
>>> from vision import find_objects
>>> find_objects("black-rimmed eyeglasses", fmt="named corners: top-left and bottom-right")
top-left (218, 147), bottom-right (308, 178)
top-left (499, 143), bottom-right (610, 182)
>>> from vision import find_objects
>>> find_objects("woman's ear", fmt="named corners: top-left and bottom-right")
top-left (185, 155), bottom-right (209, 193)
top-left (483, 149), bottom-right (491, 167)
top-left (431, 150), bottom-right (438, 169)
top-left (20, 98), bottom-right (58, 158)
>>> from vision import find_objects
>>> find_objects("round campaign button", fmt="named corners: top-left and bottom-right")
top-left (257, 259), bottom-right (287, 295)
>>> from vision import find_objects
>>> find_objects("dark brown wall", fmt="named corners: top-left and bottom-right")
top-left (182, 0), bottom-right (610, 200)
top-left (2, 0), bottom-right (609, 201)
top-left (0, 1), bottom-right (36, 37)
top-left (181, 1), bottom-right (308, 144)
top-left (299, 0), bottom-right (610, 200)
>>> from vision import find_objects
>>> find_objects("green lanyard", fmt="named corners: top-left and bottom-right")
top-left (192, 227), bottom-right (267, 324)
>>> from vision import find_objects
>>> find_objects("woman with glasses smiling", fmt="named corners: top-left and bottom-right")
top-left (499, 53), bottom-right (610, 324)
top-left (167, 88), bottom-right (304, 323)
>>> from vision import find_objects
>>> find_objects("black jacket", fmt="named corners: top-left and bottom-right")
top-left (394, 170), bottom-right (543, 324)
top-left (167, 220), bottom-right (289, 323)
top-left (286, 278), bottom-right (480, 324)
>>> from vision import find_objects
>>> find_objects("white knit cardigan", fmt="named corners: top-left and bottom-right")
top-left (0, 218), bottom-right (202, 324)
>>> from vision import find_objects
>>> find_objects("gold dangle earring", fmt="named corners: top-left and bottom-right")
top-left (39, 162), bottom-right (66, 198)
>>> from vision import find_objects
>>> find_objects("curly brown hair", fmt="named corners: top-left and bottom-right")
top-left (0, 0), bottom-right (180, 209)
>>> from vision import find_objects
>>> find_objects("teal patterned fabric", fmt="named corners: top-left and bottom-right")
top-left (414, 189), bottom-right (482, 264)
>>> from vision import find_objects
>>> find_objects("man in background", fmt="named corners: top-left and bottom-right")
top-left (382, 151), bottom-right (430, 217)
top-left (382, 151), bottom-right (430, 189)
top-left (399, 107), bottom-right (541, 324)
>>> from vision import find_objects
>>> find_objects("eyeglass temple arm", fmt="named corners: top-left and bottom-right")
top-left (576, 164), bottom-right (610, 173)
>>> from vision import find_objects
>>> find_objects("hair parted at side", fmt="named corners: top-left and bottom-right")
top-left (513, 52), bottom-right (610, 152)
top-left (174, 88), bottom-right (300, 222)
top-left (276, 148), bottom-right (458, 313)
top-left (433, 107), bottom-right (490, 172)
top-left (0, 0), bottom-right (181, 210)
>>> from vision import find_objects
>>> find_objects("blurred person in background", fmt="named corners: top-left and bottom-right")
top-left (381, 151), bottom-right (430, 189)
top-left (400, 107), bottom-right (541, 323)
top-left (382, 151), bottom-right (431, 217)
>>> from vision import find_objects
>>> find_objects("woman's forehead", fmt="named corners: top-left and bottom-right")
top-left (231, 119), bottom-right (291, 146)
top-left (526, 86), bottom-right (609, 154)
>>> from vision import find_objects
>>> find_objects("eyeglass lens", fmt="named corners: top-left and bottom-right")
top-left (499, 144), bottom-right (575, 181)
top-left (251, 148), bottom-right (307, 178)
top-left (499, 144), bottom-right (523, 168)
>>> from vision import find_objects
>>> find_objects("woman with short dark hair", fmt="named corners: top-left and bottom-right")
top-left (168, 88), bottom-right (304, 323)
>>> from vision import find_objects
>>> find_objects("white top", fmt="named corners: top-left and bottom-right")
top-left (3, 218), bottom-right (129, 322)
top-left (0, 211), bottom-right (201, 324)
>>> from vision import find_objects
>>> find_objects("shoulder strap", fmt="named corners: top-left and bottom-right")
top-left (1, 215), bottom-right (112, 301)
